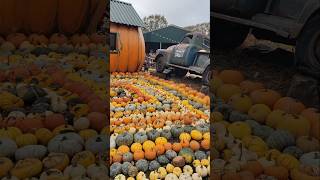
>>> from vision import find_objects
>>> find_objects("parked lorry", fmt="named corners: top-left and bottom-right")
top-left (212, 0), bottom-right (320, 78)
top-left (155, 32), bottom-right (211, 84)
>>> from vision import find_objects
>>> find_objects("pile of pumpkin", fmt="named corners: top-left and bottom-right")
top-left (0, 33), bottom-right (106, 56)
top-left (0, 34), bottom-right (108, 179)
top-left (110, 72), bottom-right (211, 179)
top-left (210, 69), bottom-right (320, 179)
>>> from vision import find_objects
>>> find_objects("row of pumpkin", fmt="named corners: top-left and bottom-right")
top-left (0, 49), bottom-right (108, 179)
top-left (110, 73), bottom-right (211, 179)
top-left (211, 69), bottom-right (319, 179)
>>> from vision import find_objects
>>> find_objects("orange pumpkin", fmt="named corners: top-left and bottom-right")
top-left (240, 80), bottom-right (264, 93)
top-left (133, 150), bottom-right (144, 161)
top-left (71, 34), bottom-right (90, 45)
top-left (218, 70), bottom-right (245, 85)
top-left (273, 97), bottom-right (306, 114)
top-left (189, 140), bottom-right (200, 151)
top-left (163, 143), bottom-right (172, 151)
top-left (301, 108), bottom-right (320, 139)
top-left (241, 161), bottom-right (263, 177)
top-left (88, 99), bottom-right (107, 113)
top-left (50, 33), bottom-right (68, 45)
top-left (144, 148), bottom-right (157, 160)
top-left (264, 166), bottom-right (288, 180)
top-left (110, 22), bottom-right (145, 72)
top-left (44, 113), bottom-right (65, 130)
top-left (87, 112), bottom-right (106, 131)
top-left (250, 89), bottom-right (281, 108)
top-left (28, 34), bottom-right (49, 45)
top-left (155, 144), bottom-right (165, 155)
top-left (172, 143), bottom-right (182, 152)
top-left (201, 139), bottom-right (210, 150)
top-left (6, 33), bottom-right (27, 47)
top-left (16, 117), bottom-right (44, 133)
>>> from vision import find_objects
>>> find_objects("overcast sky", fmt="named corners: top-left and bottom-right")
top-left (119, 0), bottom-right (210, 27)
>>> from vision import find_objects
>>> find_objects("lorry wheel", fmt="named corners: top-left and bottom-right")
top-left (213, 18), bottom-right (249, 49)
top-left (202, 66), bottom-right (212, 86)
top-left (156, 56), bottom-right (166, 73)
top-left (296, 15), bottom-right (320, 78)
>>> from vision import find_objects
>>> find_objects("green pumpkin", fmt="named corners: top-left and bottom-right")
top-left (283, 146), bottom-right (303, 159)
top-left (253, 125), bottom-right (274, 140)
top-left (134, 132), bottom-right (148, 144)
top-left (171, 125), bottom-right (184, 138)
top-left (195, 123), bottom-right (210, 133)
top-left (110, 162), bottom-right (122, 177)
top-left (157, 155), bottom-right (170, 165)
top-left (179, 148), bottom-right (195, 164)
top-left (183, 125), bottom-right (195, 134)
top-left (115, 132), bottom-right (133, 147)
top-left (149, 160), bottom-right (160, 171)
top-left (135, 159), bottom-right (148, 172)
top-left (147, 129), bottom-right (160, 141)
top-left (160, 129), bottom-right (172, 140)
top-left (266, 130), bottom-right (295, 151)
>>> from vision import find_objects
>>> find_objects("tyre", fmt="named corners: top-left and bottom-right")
top-left (155, 56), bottom-right (166, 73)
top-left (213, 18), bottom-right (249, 49)
top-left (202, 66), bottom-right (212, 86)
top-left (296, 14), bottom-right (320, 78)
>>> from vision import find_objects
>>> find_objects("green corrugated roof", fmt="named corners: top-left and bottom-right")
top-left (143, 25), bottom-right (190, 43)
top-left (110, 0), bottom-right (144, 27)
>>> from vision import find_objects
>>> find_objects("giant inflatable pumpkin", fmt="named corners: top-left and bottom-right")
top-left (110, 22), bottom-right (145, 72)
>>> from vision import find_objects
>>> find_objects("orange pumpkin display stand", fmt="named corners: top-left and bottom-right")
top-left (110, 22), bottom-right (145, 72)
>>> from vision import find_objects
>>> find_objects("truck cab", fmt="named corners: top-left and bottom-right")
top-left (212, 0), bottom-right (320, 78)
top-left (155, 32), bottom-right (211, 84)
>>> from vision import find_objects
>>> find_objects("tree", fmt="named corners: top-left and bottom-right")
top-left (185, 23), bottom-right (210, 36)
top-left (142, 14), bottom-right (168, 32)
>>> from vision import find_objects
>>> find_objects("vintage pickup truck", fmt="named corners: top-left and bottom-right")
top-left (212, 0), bottom-right (320, 78)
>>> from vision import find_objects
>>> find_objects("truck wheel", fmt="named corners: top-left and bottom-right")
top-left (156, 56), bottom-right (166, 73)
top-left (296, 15), bottom-right (320, 78)
top-left (202, 66), bottom-right (212, 86)
top-left (213, 18), bottom-right (249, 49)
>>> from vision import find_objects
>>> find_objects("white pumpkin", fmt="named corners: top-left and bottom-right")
top-left (39, 169), bottom-right (67, 180)
top-left (73, 117), bottom-right (90, 131)
top-left (258, 156), bottom-right (276, 168)
top-left (157, 167), bottom-right (167, 179)
top-left (191, 173), bottom-right (202, 180)
top-left (7, 111), bottom-right (26, 119)
top-left (110, 137), bottom-right (116, 149)
top-left (86, 163), bottom-right (108, 177)
top-left (195, 166), bottom-right (208, 177)
top-left (51, 96), bottom-right (67, 113)
top-left (15, 145), bottom-right (47, 160)
top-left (179, 173), bottom-right (192, 180)
top-left (0, 138), bottom-right (18, 157)
top-left (63, 163), bottom-right (86, 178)
top-left (85, 135), bottom-right (107, 154)
top-left (183, 165), bottom-right (193, 175)
top-left (165, 173), bottom-right (179, 180)
top-left (114, 174), bottom-right (126, 180)
top-left (149, 171), bottom-right (159, 180)
top-left (299, 151), bottom-right (320, 168)
top-left (48, 133), bottom-right (84, 156)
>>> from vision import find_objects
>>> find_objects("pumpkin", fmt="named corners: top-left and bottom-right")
top-left (276, 153), bottom-right (299, 169)
top-left (85, 135), bottom-right (107, 154)
top-left (283, 146), bottom-right (303, 158)
top-left (48, 132), bottom-right (84, 156)
top-left (87, 163), bottom-right (108, 177)
top-left (190, 130), bottom-right (203, 141)
top-left (265, 110), bottom-right (286, 128)
top-left (35, 128), bottom-right (53, 145)
top-left (296, 136), bottom-right (320, 153)
top-left (242, 136), bottom-right (268, 157)
top-left (0, 127), bottom-right (22, 139)
top-left (189, 140), bottom-right (200, 151)
top-left (273, 97), bottom-right (306, 115)
top-left (79, 129), bottom-right (98, 141)
top-left (216, 84), bottom-right (242, 102)
top-left (7, 33), bottom-right (27, 47)
top-left (42, 153), bottom-right (69, 171)
top-left (179, 148), bottom-right (195, 164)
top-left (71, 151), bottom-right (95, 168)
top-left (266, 130), bottom-right (295, 151)
top-left (39, 168), bottom-right (68, 180)
top-left (228, 93), bottom-right (253, 113)
top-left (299, 151), bottom-right (320, 167)
top-left (201, 139), bottom-right (210, 150)
top-left (0, 138), bottom-right (17, 157)
top-left (28, 34), bottom-right (49, 45)
top-left (248, 104), bottom-right (271, 123)
top-left (44, 113), bottom-right (65, 130)
top-left (50, 33), bottom-right (67, 45)
top-left (87, 112), bottom-right (106, 131)
top-left (15, 145), bottom-right (47, 160)
top-left (250, 89), bottom-right (281, 108)
top-left (263, 166), bottom-right (288, 180)
top-left (144, 148), bottom-right (157, 160)
top-left (116, 132), bottom-right (133, 146)
top-left (10, 158), bottom-right (43, 179)
top-left (228, 122), bottom-right (251, 139)
top-left (240, 161), bottom-right (263, 177)
top-left (15, 133), bottom-right (38, 147)
top-left (90, 33), bottom-right (106, 45)
top-left (290, 167), bottom-right (320, 180)
top-left (110, 23), bottom-right (145, 72)
top-left (210, 76), bottom-right (223, 93)
top-left (301, 108), bottom-right (320, 139)
top-left (0, 157), bottom-right (14, 178)
top-left (218, 70), bottom-right (244, 85)
top-left (63, 163), bottom-right (86, 178)
top-left (52, 124), bottom-right (75, 135)
top-left (276, 114), bottom-right (310, 137)
top-left (133, 150), bottom-right (144, 161)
